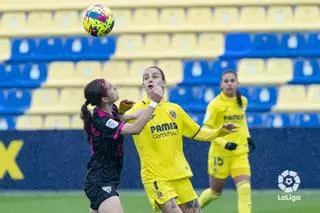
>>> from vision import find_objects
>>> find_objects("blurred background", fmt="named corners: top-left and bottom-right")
top-left (0, 0), bottom-right (320, 212)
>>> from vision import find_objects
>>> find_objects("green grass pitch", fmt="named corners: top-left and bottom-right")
top-left (0, 190), bottom-right (319, 213)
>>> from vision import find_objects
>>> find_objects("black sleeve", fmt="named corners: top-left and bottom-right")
top-left (95, 117), bottom-right (125, 140)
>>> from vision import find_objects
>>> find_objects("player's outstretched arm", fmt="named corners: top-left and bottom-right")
top-left (120, 87), bottom-right (163, 135)
top-left (193, 124), bottom-right (237, 142)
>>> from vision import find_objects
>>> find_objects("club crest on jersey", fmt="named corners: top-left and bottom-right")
top-left (106, 119), bottom-right (119, 129)
top-left (169, 110), bottom-right (176, 119)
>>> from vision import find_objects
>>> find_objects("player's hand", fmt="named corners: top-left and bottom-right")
top-left (225, 142), bottom-right (237, 151)
top-left (119, 99), bottom-right (135, 114)
top-left (248, 137), bottom-right (256, 153)
top-left (217, 123), bottom-right (238, 137)
top-left (150, 86), bottom-right (163, 103)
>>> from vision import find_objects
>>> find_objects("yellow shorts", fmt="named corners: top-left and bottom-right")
top-left (208, 153), bottom-right (251, 179)
top-left (143, 178), bottom-right (198, 212)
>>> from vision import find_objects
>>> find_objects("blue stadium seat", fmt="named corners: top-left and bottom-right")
top-left (37, 37), bottom-right (64, 61)
top-left (224, 33), bottom-right (251, 58)
top-left (0, 116), bottom-right (15, 130)
top-left (182, 60), bottom-right (211, 84)
top-left (19, 63), bottom-right (48, 87)
top-left (64, 37), bottom-right (91, 60)
top-left (242, 87), bottom-right (277, 112)
top-left (169, 87), bottom-right (192, 104)
top-left (295, 113), bottom-right (319, 127)
top-left (188, 112), bottom-right (205, 125)
top-left (0, 64), bottom-right (20, 87)
top-left (212, 59), bottom-right (237, 75)
top-left (6, 90), bottom-right (31, 114)
top-left (307, 32), bottom-right (320, 56)
top-left (91, 36), bottom-right (116, 60)
top-left (280, 33), bottom-right (307, 57)
top-left (263, 113), bottom-right (292, 128)
top-left (246, 113), bottom-right (263, 128)
top-left (0, 91), bottom-right (6, 112)
top-left (291, 59), bottom-right (320, 84)
top-left (252, 33), bottom-right (280, 57)
top-left (11, 38), bottom-right (36, 61)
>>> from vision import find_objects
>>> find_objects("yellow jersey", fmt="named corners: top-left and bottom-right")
top-left (128, 98), bottom-right (201, 183)
top-left (204, 92), bottom-right (250, 157)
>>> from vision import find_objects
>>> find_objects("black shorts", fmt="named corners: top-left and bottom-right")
top-left (84, 184), bottom-right (119, 210)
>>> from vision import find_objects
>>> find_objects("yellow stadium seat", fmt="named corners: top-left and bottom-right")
top-left (132, 9), bottom-right (159, 27)
top-left (27, 12), bottom-right (53, 31)
top-left (118, 87), bottom-right (141, 101)
top-left (144, 34), bottom-right (170, 54)
top-left (44, 115), bottom-right (70, 129)
top-left (157, 60), bottom-right (183, 85)
top-left (294, 6), bottom-right (320, 24)
top-left (265, 59), bottom-right (293, 84)
top-left (187, 8), bottom-right (212, 26)
top-left (53, 11), bottom-right (81, 31)
top-left (213, 7), bottom-right (239, 26)
top-left (306, 85), bottom-right (320, 109)
top-left (198, 33), bottom-right (224, 55)
top-left (70, 115), bottom-right (83, 129)
top-left (240, 7), bottom-right (266, 25)
top-left (1, 12), bottom-right (27, 32)
top-left (274, 85), bottom-right (307, 111)
top-left (237, 59), bottom-right (265, 84)
top-left (102, 61), bottom-right (130, 85)
top-left (74, 61), bottom-right (102, 84)
top-left (129, 60), bottom-right (156, 84)
top-left (28, 89), bottom-right (59, 113)
top-left (171, 34), bottom-right (197, 55)
top-left (16, 116), bottom-right (43, 130)
top-left (115, 35), bottom-right (144, 57)
top-left (112, 9), bottom-right (132, 31)
top-left (46, 62), bottom-right (76, 86)
top-left (58, 88), bottom-right (84, 113)
top-left (267, 7), bottom-right (293, 25)
top-left (159, 8), bottom-right (185, 26)
top-left (0, 39), bottom-right (10, 61)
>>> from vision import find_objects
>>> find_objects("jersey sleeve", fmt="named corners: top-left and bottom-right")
top-left (203, 101), bottom-right (220, 129)
top-left (95, 117), bottom-right (125, 140)
top-left (176, 105), bottom-right (201, 138)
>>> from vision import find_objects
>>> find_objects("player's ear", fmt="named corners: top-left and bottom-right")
top-left (101, 96), bottom-right (109, 103)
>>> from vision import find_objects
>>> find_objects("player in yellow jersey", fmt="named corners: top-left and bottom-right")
top-left (198, 71), bottom-right (256, 213)
top-left (126, 66), bottom-right (237, 213)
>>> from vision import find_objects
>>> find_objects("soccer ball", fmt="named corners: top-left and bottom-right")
top-left (82, 4), bottom-right (114, 37)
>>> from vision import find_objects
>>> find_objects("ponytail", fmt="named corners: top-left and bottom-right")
top-left (80, 100), bottom-right (92, 143)
top-left (236, 90), bottom-right (243, 109)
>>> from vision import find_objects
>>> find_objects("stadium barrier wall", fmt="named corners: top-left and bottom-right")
top-left (0, 129), bottom-right (319, 190)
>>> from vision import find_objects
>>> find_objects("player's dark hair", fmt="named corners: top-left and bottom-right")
top-left (80, 79), bottom-right (107, 143)
top-left (221, 71), bottom-right (243, 109)
top-left (144, 66), bottom-right (166, 81)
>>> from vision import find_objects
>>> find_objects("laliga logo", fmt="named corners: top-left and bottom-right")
top-left (277, 170), bottom-right (301, 202)
top-left (278, 170), bottom-right (301, 193)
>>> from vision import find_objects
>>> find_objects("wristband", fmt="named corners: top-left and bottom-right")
top-left (149, 101), bottom-right (158, 108)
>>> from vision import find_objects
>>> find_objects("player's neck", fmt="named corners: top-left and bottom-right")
top-left (98, 103), bottom-right (113, 115)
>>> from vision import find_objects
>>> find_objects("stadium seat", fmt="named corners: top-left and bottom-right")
top-left (295, 113), bottom-right (320, 127)
top-left (157, 60), bottom-right (183, 85)
top-left (74, 61), bottom-right (102, 84)
top-left (64, 37), bottom-right (91, 60)
top-left (307, 32), bottom-right (320, 55)
top-left (46, 62), bottom-right (75, 86)
top-left (20, 63), bottom-right (47, 87)
top-left (213, 7), bottom-right (239, 26)
top-left (274, 85), bottom-right (307, 111)
top-left (43, 115), bottom-right (70, 129)
top-left (182, 60), bottom-right (211, 84)
top-left (246, 113), bottom-right (264, 128)
top-left (240, 7), bottom-right (266, 25)
top-left (264, 59), bottom-right (293, 84)
top-left (0, 64), bottom-right (20, 87)
top-left (224, 33), bottom-right (251, 57)
top-left (267, 6), bottom-right (293, 25)
top-left (115, 35), bottom-right (144, 57)
top-left (91, 36), bottom-right (116, 60)
top-left (27, 11), bottom-right (53, 32)
top-left (16, 115), bottom-right (43, 130)
top-left (6, 90), bottom-right (31, 114)
top-left (0, 39), bottom-right (11, 61)
top-left (212, 59), bottom-right (237, 75)
top-left (132, 9), bottom-right (159, 27)
top-left (0, 12), bottom-right (27, 32)
top-left (118, 87), bottom-right (141, 101)
top-left (70, 114), bottom-right (82, 129)
top-left (53, 11), bottom-right (81, 32)
top-left (291, 59), bottom-right (320, 84)
top-left (128, 60), bottom-right (156, 84)
top-left (187, 8), bottom-right (212, 26)
top-left (252, 33), bottom-right (280, 57)
top-left (171, 34), bottom-right (197, 55)
top-left (36, 37), bottom-right (64, 61)
top-left (264, 113), bottom-right (292, 128)
top-left (144, 34), bottom-right (170, 54)
top-left (28, 89), bottom-right (59, 114)
top-left (188, 112), bottom-right (205, 125)
top-left (169, 86), bottom-right (192, 105)
top-left (198, 33), bottom-right (224, 55)
top-left (237, 59), bottom-right (265, 84)
top-left (244, 87), bottom-right (277, 112)
top-left (58, 88), bottom-right (84, 113)
top-left (0, 91), bottom-right (6, 112)
top-left (159, 8), bottom-right (185, 26)
top-left (306, 85), bottom-right (320, 110)
top-left (112, 9), bottom-right (132, 31)
top-left (280, 33), bottom-right (307, 57)
top-left (294, 6), bottom-right (320, 24)
top-left (0, 116), bottom-right (15, 130)
top-left (11, 38), bottom-right (36, 61)
top-left (102, 61), bottom-right (130, 85)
